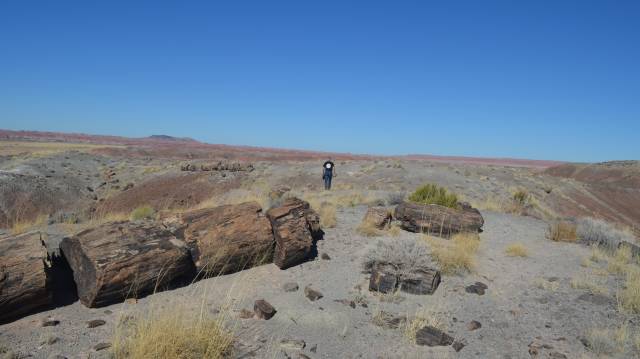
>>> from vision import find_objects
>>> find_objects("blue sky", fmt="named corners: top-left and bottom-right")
top-left (1, 1), bottom-right (638, 162)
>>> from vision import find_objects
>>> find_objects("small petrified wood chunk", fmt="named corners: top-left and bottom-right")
top-left (394, 201), bottom-right (484, 237)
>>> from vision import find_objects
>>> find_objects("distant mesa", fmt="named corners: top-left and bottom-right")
top-left (146, 134), bottom-right (197, 142)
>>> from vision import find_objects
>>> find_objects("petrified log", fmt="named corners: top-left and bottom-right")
top-left (368, 264), bottom-right (398, 293)
top-left (399, 268), bottom-right (441, 295)
top-left (362, 206), bottom-right (393, 229)
top-left (60, 221), bottom-right (194, 307)
top-left (394, 201), bottom-right (484, 237)
top-left (0, 232), bottom-right (52, 323)
top-left (266, 198), bottom-right (321, 269)
top-left (415, 326), bottom-right (455, 346)
top-left (179, 201), bottom-right (274, 276)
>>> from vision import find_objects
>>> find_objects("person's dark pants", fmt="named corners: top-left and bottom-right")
top-left (324, 175), bottom-right (332, 190)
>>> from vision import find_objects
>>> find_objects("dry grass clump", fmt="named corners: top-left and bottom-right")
top-left (547, 221), bottom-right (578, 242)
top-left (408, 184), bottom-right (458, 209)
top-left (505, 242), bottom-right (528, 257)
top-left (403, 306), bottom-right (447, 342)
top-left (584, 325), bottom-right (628, 356)
top-left (533, 278), bottom-right (560, 291)
top-left (130, 205), bottom-right (155, 221)
top-left (356, 221), bottom-right (383, 237)
top-left (317, 203), bottom-right (337, 228)
top-left (607, 245), bottom-right (634, 275)
top-left (387, 223), bottom-right (402, 237)
top-left (113, 308), bottom-right (233, 359)
top-left (11, 214), bottom-right (48, 235)
top-left (570, 274), bottom-right (607, 295)
top-left (428, 233), bottom-right (480, 275)
top-left (618, 268), bottom-right (640, 313)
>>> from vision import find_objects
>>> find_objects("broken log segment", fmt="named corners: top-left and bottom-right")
top-left (60, 221), bottom-right (195, 308)
top-left (266, 197), bottom-right (322, 269)
top-left (394, 201), bottom-right (484, 237)
top-left (0, 231), bottom-right (52, 324)
top-left (178, 201), bottom-right (275, 276)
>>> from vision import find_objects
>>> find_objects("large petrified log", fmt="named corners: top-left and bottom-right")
top-left (266, 198), bottom-right (321, 269)
top-left (394, 201), bottom-right (484, 237)
top-left (60, 221), bottom-right (194, 307)
top-left (0, 231), bottom-right (52, 323)
top-left (368, 262), bottom-right (441, 295)
top-left (178, 201), bottom-right (274, 276)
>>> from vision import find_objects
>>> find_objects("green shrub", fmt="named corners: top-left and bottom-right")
top-left (408, 184), bottom-right (458, 208)
top-left (130, 205), bottom-right (155, 221)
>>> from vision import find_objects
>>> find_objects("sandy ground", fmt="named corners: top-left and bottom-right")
top-left (1, 205), bottom-right (636, 359)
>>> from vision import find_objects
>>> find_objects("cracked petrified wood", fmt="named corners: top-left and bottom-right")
top-left (178, 201), bottom-right (274, 276)
top-left (0, 231), bottom-right (52, 323)
top-left (394, 201), bottom-right (484, 237)
top-left (60, 221), bottom-right (194, 307)
top-left (266, 198), bottom-right (321, 269)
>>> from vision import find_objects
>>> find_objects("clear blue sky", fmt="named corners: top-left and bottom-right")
top-left (1, 1), bottom-right (638, 162)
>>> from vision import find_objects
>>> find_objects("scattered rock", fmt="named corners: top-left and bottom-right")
top-left (415, 326), bottom-right (455, 346)
top-left (40, 335), bottom-right (60, 345)
top-left (465, 282), bottom-right (488, 295)
top-left (86, 319), bottom-right (106, 328)
top-left (309, 344), bottom-right (317, 353)
top-left (280, 339), bottom-right (306, 350)
top-left (254, 299), bottom-right (277, 320)
top-left (296, 354), bottom-right (312, 359)
top-left (334, 299), bottom-right (356, 308)
top-left (549, 352), bottom-right (567, 359)
top-left (321, 253), bottom-right (331, 260)
top-left (304, 286), bottom-right (323, 301)
top-left (93, 343), bottom-right (111, 351)
top-left (467, 320), bottom-right (482, 331)
top-left (452, 340), bottom-right (466, 352)
top-left (283, 282), bottom-right (299, 292)
top-left (40, 317), bottom-right (60, 327)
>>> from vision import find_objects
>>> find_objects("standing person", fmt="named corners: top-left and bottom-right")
top-left (322, 159), bottom-right (335, 190)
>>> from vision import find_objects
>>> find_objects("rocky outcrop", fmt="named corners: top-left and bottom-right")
top-left (394, 201), bottom-right (484, 237)
top-left (361, 206), bottom-right (393, 229)
top-left (266, 198), bottom-right (321, 269)
top-left (60, 221), bottom-right (194, 307)
top-left (178, 202), bottom-right (274, 276)
top-left (0, 232), bottom-right (52, 323)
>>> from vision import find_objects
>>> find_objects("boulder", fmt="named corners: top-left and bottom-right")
top-left (361, 206), bottom-right (393, 229)
top-left (266, 198), bottom-right (321, 269)
top-left (394, 201), bottom-right (484, 237)
top-left (0, 232), bottom-right (52, 323)
top-left (178, 202), bottom-right (275, 276)
top-left (60, 221), bottom-right (194, 307)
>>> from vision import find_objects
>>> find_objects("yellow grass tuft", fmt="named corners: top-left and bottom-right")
top-left (403, 306), bottom-right (446, 343)
top-left (607, 246), bottom-right (633, 275)
top-left (505, 242), bottom-right (528, 257)
top-left (428, 233), bottom-right (480, 275)
top-left (584, 325), bottom-right (628, 355)
top-left (618, 267), bottom-right (640, 313)
top-left (533, 278), bottom-right (559, 291)
top-left (548, 221), bottom-right (578, 242)
top-left (113, 308), bottom-right (233, 359)
top-left (387, 223), bottom-right (402, 237)
top-left (570, 274), bottom-right (607, 295)
top-left (356, 221), bottom-right (383, 237)
top-left (130, 205), bottom-right (155, 221)
top-left (317, 203), bottom-right (337, 228)
top-left (11, 214), bottom-right (48, 235)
